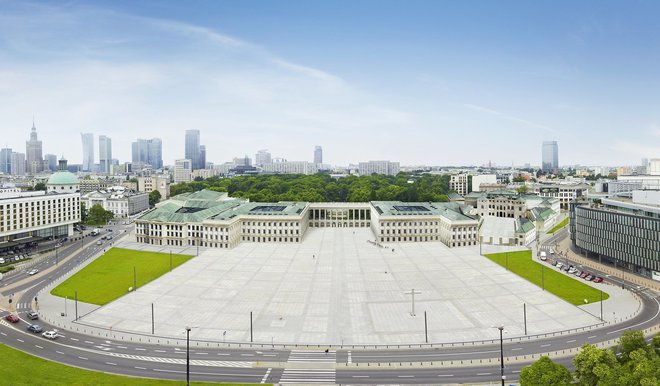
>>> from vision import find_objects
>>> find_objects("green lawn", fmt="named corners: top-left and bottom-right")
top-left (0, 343), bottom-right (259, 385)
top-left (484, 250), bottom-right (609, 305)
top-left (51, 248), bottom-right (193, 305)
top-left (546, 217), bottom-right (569, 234)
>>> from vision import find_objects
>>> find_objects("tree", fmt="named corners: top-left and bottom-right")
top-left (85, 204), bottom-right (114, 225)
top-left (148, 190), bottom-right (161, 206)
top-left (520, 356), bottom-right (572, 386)
top-left (517, 185), bottom-right (529, 194)
top-left (80, 202), bottom-right (88, 223)
top-left (573, 343), bottom-right (618, 386)
top-left (33, 182), bottom-right (47, 191)
top-left (615, 330), bottom-right (649, 364)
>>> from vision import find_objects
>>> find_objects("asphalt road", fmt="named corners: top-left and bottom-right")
top-left (1, 225), bottom-right (659, 385)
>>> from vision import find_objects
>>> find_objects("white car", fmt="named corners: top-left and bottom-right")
top-left (42, 330), bottom-right (59, 340)
top-left (549, 248), bottom-right (555, 255)
top-left (27, 269), bottom-right (39, 275)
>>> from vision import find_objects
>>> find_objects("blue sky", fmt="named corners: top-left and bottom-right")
top-left (1, 0), bottom-right (659, 167)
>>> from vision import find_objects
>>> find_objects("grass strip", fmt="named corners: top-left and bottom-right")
top-left (51, 247), bottom-right (193, 305)
top-left (484, 250), bottom-right (609, 305)
top-left (546, 217), bottom-right (569, 234)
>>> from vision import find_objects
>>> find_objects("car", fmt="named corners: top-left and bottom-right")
top-left (42, 330), bottom-right (58, 340)
top-left (556, 262), bottom-right (563, 269)
top-left (96, 241), bottom-right (103, 246)
top-left (562, 265), bottom-right (570, 272)
top-left (27, 324), bottom-right (43, 333)
top-left (568, 267), bottom-right (577, 274)
top-left (553, 260), bottom-right (559, 266)
top-left (5, 314), bottom-right (19, 323)
top-left (27, 269), bottom-right (39, 275)
top-left (27, 311), bottom-right (39, 320)
top-left (593, 277), bottom-right (604, 283)
top-left (549, 248), bottom-right (555, 255)
top-left (540, 252), bottom-right (547, 261)
top-left (585, 275), bottom-right (593, 281)
top-left (580, 272), bottom-right (589, 278)
top-left (0, 258), bottom-right (5, 264)
top-left (574, 270), bottom-right (583, 276)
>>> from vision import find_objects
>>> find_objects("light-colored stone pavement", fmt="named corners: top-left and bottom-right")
top-left (42, 227), bottom-right (630, 346)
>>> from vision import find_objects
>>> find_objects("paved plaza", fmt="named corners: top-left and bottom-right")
top-left (73, 228), bottom-right (607, 345)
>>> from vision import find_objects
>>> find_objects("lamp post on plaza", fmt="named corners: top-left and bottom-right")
top-left (495, 325), bottom-right (505, 386)
top-left (185, 326), bottom-right (192, 386)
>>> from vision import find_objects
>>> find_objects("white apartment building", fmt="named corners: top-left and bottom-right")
top-left (449, 174), bottom-right (468, 196)
top-left (358, 161), bottom-right (400, 176)
top-left (174, 159), bottom-right (192, 184)
top-left (262, 161), bottom-right (319, 175)
top-left (470, 174), bottom-right (497, 192)
top-left (529, 183), bottom-right (588, 209)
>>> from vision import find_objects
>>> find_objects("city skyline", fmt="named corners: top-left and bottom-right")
top-left (1, 1), bottom-right (660, 166)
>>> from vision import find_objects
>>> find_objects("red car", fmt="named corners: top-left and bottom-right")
top-left (593, 277), bottom-right (603, 283)
top-left (4, 314), bottom-right (19, 323)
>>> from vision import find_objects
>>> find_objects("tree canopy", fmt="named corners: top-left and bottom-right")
top-left (170, 173), bottom-right (453, 202)
top-left (85, 204), bottom-right (114, 225)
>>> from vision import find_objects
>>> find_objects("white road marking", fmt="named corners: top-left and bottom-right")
top-left (105, 362), bottom-right (117, 366)
top-left (35, 345), bottom-right (43, 349)
top-left (438, 374), bottom-right (454, 377)
top-left (84, 341), bottom-right (94, 344)
top-left (17, 339), bottom-right (24, 343)
top-left (56, 351), bottom-right (64, 355)
top-left (567, 339), bottom-right (576, 343)
top-left (135, 366), bottom-right (146, 370)
top-left (135, 348), bottom-right (146, 351)
top-left (154, 350), bottom-right (166, 353)
top-left (260, 368), bottom-right (272, 384)
top-left (511, 347), bottom-right (523, 351)
top-left (78, 356), bottom-right (88, 360)
top-left (353, 375), bottom-right (370, 378)
top-left (541, 344), bottom-right (551, 347)
top-left (588, 335), bottom-right (597, 339)
top-left (398, 375), bottom-right (414, 378)
top-left (477, 372), bottom-right (492, 375)
top-left (70, 338), bottom-right (79, 341)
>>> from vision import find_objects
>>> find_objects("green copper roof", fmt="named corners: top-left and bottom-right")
top-left (47, 171), bottom-right (79, 185)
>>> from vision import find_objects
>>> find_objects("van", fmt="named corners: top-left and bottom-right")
top-left (0, 258), bottom-right (5, 264)
top-left (540, 251), bottom-right (547, 261)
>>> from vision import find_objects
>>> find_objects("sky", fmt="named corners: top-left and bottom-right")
top-left (1, 0), bottom-right (660, 168)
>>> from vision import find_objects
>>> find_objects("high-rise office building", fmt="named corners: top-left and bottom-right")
top-left (99, 135), bottom-right (112, 174)
top-left (314, 146), bottom-right (323, 164)
top-left (255, 149), bottom-right (272, 166)
top-left (185, 130), bottom-right (201, 170)
top-left (0, 148), bottom-right (12, 175)
top-left (44, 154), bottom-right (58, 172)
top-left (81, 133), bottom-right (94, 172)
top-left (148, 138), bottom-right (163, 169)
top-left (541, 141), bottom-right (559, 172)
top-left (10, 152), bottom-right (26, 176)
top-left (131, 138), bottom-right (163, 169)
top-left (199, 145), bottom-right (206, 170)
top-left (26, 121), bottom-right (44, 175)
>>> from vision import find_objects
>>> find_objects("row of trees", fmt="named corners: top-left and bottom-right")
top-left (170, 173), bottom-right (453, 203)
top-left (520, 330), bottom-right (660, 385)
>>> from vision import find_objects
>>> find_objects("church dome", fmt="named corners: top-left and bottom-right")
top-left (47, 158), bottom-right (79, 192)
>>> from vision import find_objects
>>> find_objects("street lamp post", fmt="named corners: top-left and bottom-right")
top-left (186, 326), bottom-right (192, 386)
top-left (497, 326), bottom-right (505, 386)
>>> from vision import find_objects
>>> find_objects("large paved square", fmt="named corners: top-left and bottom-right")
top-left (79, 228), bottom-right (600, 344)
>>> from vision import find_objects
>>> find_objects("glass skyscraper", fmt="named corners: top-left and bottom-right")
top-left (542, 141), bottom-right (558, 172)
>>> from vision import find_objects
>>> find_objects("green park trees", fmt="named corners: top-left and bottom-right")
top-left (520, 331), bottom-right (660, 386)
top-left (170, 173), bottom-right (453, 202)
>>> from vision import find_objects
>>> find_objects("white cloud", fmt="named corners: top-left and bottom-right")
top-left (463, 104), bottom-right (561, 135)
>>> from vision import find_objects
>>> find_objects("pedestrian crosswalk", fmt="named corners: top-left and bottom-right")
top-left (280, 350), bottom-right (336, 384)
top-left (279, 368), bottom-right (336, 384)
top-left (287, 349), bottom-right (336, 363)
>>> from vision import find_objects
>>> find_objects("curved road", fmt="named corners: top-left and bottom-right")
top-left (1, 226), bottom-right (659, 384)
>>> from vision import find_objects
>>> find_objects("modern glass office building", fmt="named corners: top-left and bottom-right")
top-left (570, 191), bottom-right (660, 279)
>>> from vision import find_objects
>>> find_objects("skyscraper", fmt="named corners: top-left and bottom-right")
top-left (314, 146), bottom-right (323, 164)
top-left (44, 153), bottom-right (58, 172)
top-left (132, 138), bottom-right (163, 169)
top-left (99, 135), bottom-right (112, 174)
top-left (0, 148), bottom-right (12, 175)
top-left (541, 141), bottom-right (559, 172)
top-left (199, 145), bottom-right (206, 170)
top-left (10, 152), bottom-right (26, 176)
top-left (185, 130), bottom-right (201, 170)
top-left (81, 133), bottom-right (94, 172)
top-left (26, 121), bottom-right (44, 175)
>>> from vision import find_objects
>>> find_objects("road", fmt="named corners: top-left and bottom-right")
top-left (1, 224), bottom-right (659, 384)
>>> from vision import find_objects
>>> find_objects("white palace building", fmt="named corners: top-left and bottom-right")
top-left (135, 190), bottom-right (479, 249)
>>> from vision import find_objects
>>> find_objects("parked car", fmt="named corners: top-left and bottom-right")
top-left (27, 311), bottom-right (39, 320)
top-left (593, 277), bottom-right (604, 283)
top-left (580, 272), bottom-right (589, 278)
top-left (568, 267), bottom-right (577, 274)
top-left (549, 248), bottom-right (555, 255)
top-left (585, 275), bottom-right (593, 281)
top-left (556, 262), bottom-right (563, 269)
top-left (540, 251), bottom-right (547, 261)
top-left (42, 330), bottom-right (58, 340)
top-left (574, 270), bottom-right (583, 276)
top-left (562, 265), bottom-right (570, 272)
top-left (27, 324), bottom-right (43, 333)
top-left (5, 314), bottom-right (19, 323)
